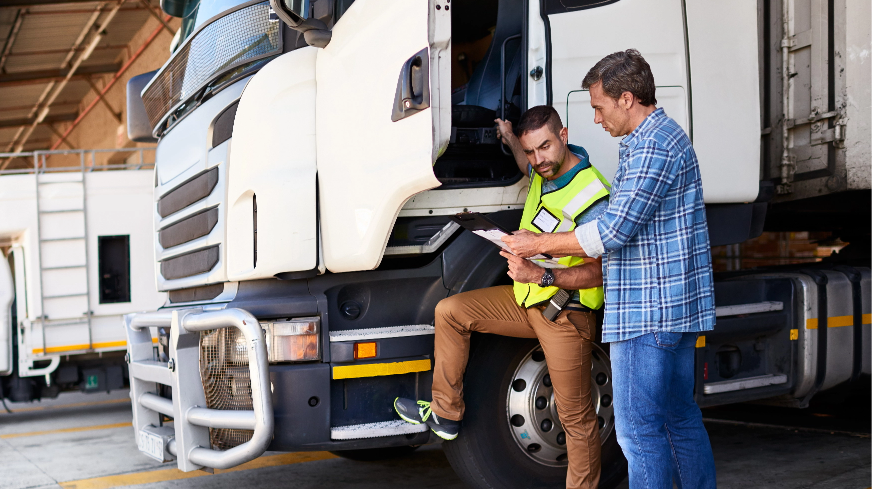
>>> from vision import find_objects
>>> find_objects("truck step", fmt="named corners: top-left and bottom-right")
top-left (330, 419), bottom-right (428, 440)
top-left (329, 324), bottom-right (435, 343)
top-left (703, 374), bottom-right (788, 395)
top-left (715, 301), bottom-right (783, 318)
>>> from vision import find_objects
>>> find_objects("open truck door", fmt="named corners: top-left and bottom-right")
top-left (315, 0), bottom-right (450, 273)
top-left (539, 0), bottom-right (692, 186)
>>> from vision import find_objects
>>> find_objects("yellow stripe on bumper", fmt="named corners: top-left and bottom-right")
top-left (806, 314), bottom-right (872, 329)
top-left (32, 337), bottom-right (158, 355)
top-left (332, 359), bottom-right (431, 380)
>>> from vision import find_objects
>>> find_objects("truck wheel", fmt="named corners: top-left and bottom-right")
top-left (442, 336), bottom-right (627, 488)
top-left (329, 445), bottom-right (419, 461)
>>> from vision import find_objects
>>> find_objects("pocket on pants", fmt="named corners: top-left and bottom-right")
top-left (565, 311), bottom-right (593, 341)
top-left (653, 331), bottom-right (682, 347)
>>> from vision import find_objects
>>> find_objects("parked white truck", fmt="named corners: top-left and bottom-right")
top-left (122, 0), bottom-right (870, 487)
top-left (0, 150), bottom-right (165, 403)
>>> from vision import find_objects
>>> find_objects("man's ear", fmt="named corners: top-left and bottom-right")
top-left (620, 91), bottom-right (634, 110)
top-left (559, 126), bottom-right (569, 144)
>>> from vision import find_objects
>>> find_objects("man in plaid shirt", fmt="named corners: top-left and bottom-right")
top-left (503, 50), bottom-right (717, 489)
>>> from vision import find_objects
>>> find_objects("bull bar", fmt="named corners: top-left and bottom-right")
top-left (124, 307), bottom-right (274, 471)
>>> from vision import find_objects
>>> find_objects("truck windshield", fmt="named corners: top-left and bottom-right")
top-left (177, 0), bottom-right (251, 48)
top-left (143, 0), bottom-right (282, 135)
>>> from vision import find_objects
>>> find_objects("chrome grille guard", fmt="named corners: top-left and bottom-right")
top-left (125, 308), bottom-right (274, 471)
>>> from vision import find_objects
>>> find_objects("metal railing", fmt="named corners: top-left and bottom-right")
top-left (0, 147), bottom-right (156, 175)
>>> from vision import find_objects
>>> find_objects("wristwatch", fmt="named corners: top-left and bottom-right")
top-left (539, 268), bottom-right (555, 287)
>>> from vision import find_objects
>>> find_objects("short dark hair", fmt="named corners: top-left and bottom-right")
top-left (515, 105), bottom-right (563, 137)
top-left (582, 49), bottom-right (657, 106)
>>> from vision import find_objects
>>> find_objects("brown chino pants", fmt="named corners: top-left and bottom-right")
top-left (431, 285), bottom-right (601, 489)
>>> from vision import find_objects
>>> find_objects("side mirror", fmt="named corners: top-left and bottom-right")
top-left (127, 71), bottom-right (158, 143)
top-left (270, 0), bottom-right (310, 27)
top-left (160, 0), bottom-right (196, 18)
top-left (269, 0), bottom-right (331, 48)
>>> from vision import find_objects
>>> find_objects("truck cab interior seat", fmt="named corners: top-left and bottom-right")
top-left (457, 0), bottom-right (523, 113)
top-left (435, 0), bottom-right (524, 188)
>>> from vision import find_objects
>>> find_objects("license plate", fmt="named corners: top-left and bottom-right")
top-left (138, 429), bottom-right (167, 462)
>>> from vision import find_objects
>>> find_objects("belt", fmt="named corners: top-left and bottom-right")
top-left (564, 302), bottom-right (594, 313)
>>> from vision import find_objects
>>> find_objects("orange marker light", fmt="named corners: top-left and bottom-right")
top-left (354, 342), bottom-right (377, 360)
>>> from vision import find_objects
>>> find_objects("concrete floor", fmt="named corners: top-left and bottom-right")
top-left (0, 390), bottom-right (868, 489)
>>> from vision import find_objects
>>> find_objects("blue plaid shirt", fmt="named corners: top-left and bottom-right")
top-left (575, 108), bottom-right (715, 343)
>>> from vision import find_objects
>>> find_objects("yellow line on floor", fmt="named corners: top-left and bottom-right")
top-left (59, 451), bottom-right (338, 489)
top-left (0, 398), bottom-right (129, 415)
top-left (1, 422), bottom-right (131, 439)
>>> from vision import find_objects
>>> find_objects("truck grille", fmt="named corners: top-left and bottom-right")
top-left (142, 1), bottom-right (281, 129)
top-left (158, 168), bottom-right (218, 218)
top-left (199, 328), bottom-right (254, 450)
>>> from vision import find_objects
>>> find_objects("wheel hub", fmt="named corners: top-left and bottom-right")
top-left (506, 343), bottom-right (615, 467)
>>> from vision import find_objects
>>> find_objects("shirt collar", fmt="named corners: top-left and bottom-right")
top-left (541, 144), bottom-right (590, 188)
top-left (620, 107), bottom-right (666, 148)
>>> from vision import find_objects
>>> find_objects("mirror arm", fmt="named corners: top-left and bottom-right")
top-left (269, 0), bottom-right (331, 48)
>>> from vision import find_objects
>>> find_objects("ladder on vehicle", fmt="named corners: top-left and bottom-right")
top-left (33, 152), bottom-right (93, 354)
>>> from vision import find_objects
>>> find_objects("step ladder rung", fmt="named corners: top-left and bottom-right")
top-left (40, 208), bottom-right (84, 214)
top-left (42, 265), bottom-right (87, 270)
top-left (43, 293), bottom-right (88, 299)
top-left (37, 178), bottom-right (84, 184)
top-left (40, 237), bottom-right (85, 242)
top-left (40, 319), bottom-right (89, 327)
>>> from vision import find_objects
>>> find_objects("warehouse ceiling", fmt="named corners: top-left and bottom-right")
top-left (0, 0), bottom-right (166, 154)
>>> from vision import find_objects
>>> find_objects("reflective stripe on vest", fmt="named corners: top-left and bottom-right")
top-left (512, 160), bottom-right (610, 310)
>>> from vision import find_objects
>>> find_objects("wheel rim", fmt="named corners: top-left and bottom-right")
top-left (506, 343), bottom-right (615, 467)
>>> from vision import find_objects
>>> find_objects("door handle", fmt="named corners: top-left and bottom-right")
top-left (392, 48), bottom-right (430, 122)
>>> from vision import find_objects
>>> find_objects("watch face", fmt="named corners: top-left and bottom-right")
top-left (541, 270), bottom-right (554, 287)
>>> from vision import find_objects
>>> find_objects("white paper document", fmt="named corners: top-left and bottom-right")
top-left (471, 229), bottom-right (567, 269)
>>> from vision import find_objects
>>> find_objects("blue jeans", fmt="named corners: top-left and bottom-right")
top-left (610, 332), bottom-right (716, 489)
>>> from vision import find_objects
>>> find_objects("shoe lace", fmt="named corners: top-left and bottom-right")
top-left (417, 400), bottom-right (433, 422)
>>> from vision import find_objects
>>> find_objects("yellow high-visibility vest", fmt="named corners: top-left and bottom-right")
top-left (512, 152), bottom-right (610, 309)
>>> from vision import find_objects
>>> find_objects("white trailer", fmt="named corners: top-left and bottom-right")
top-left (0, 149), bottom-right (165, 401)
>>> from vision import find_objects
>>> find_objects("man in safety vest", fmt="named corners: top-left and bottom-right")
top-left (394, 106), bottom-right (609, 489)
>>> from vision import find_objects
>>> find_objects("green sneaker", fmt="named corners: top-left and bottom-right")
top-left (393, 397), bottom-right (460, 441)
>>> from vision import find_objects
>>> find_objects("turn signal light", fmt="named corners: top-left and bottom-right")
top-left (261, 317), bottom-right (320, 362)
top-left (354, 342), bottom-right (377, 360)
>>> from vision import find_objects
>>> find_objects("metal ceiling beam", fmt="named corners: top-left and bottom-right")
top-left (139, 0), bottom-right (175, 34)
top-left (50, 10), bottom-right (171, 151)
top-left (23, 5), bottom-right (145, 15)
top-left (2, 1), bottom-right (112, 162)
top-left (84, 75), bottom-right (121, 123)
top-left (46, 123), bottom-right (73, 149)
top-left (0, 113), bottom-right (78, 128)
top-left (0, 101), bottom-right (77, 113)
top-left (6, 44), bottom-right (127, 57)
top-left (0, 63), bottom-right (120, 86)
top-left (14, 0), bottom-right (126, 154)
top-left (0, 9), bottom-right (25, 74)
top-left (0, 0), bottom-right (113, 6)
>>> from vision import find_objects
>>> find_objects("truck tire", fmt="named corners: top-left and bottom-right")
top-left (329, 445), bottom-right (419, 461)
top-left (442, 336), bottom-right (626, 489)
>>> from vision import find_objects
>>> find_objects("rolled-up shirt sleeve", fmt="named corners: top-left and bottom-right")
top-left (575, 221), bottom-right (604, 258)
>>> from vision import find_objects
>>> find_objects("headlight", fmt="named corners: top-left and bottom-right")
top-left (261, 317), bottom-right (320, 362)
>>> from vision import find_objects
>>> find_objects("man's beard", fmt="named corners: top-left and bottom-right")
top-left (534, 157), bottom-right (563, 179)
